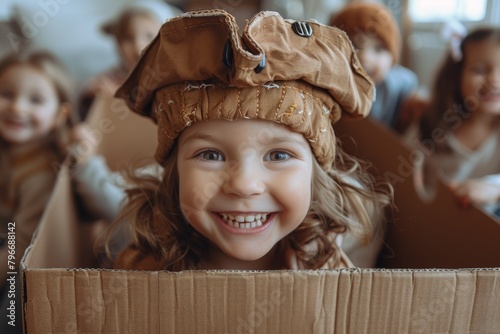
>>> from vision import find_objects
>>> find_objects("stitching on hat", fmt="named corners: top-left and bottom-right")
top-left (184, 83), bottom-right (215, 91)
top-left (322, 105), bottom-right (330, 115)
top-left (154, 103), bottom-right (163, 117)
top-left (222, 88), bottom-right (235, 121)
top-left (256, 85), bottom-right (260, 118)
top-left (180, 89), bottom-right (193, 126)
top-left (299, 90), bottom-right (306, 125)
top-left (243, 12), bottom-right (276, 51)
top-left (262, 82), bottom-right (280, 89)
top-left (279, 103), bottom-right (299, 123)
top-left (237, 89), bottom-right (246, 118)
top-left (218, 88), bottom-right (226, 120)
top-left (160, 13), bottom-right (259, 64)
top-left (275, 84), bottom-right (287, 121)
top-left (284, 85), bottom-right (332, 113)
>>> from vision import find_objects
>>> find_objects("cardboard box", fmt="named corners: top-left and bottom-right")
top-left (84, 97), bottom-right (158, 171)
top-left (20, 114), bottom-right (500, 333)
top-left (335, 117), bottom-right (500, 269)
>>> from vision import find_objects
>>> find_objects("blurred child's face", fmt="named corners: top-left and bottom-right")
top-left (351, 32), bottom-right (393, 85)
top-left (177, 119), bottom-right (313, 268)
top-left (118, 13), bottom-right (161, 71)
top-left (0, 65), bottom-right (64, 145)
top-left (460, 39), bottom-right (500, 116)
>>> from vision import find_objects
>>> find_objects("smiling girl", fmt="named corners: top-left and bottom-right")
top-left (111, 10), bottom-right (392, 271)
top-left (407, 27), bottom-right (500, 216)
top-left (0, 51), bottom-right (76, 285)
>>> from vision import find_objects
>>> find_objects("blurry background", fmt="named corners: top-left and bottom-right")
top-left (0, 0), bottom-right (499, 92)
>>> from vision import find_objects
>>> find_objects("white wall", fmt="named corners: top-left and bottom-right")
top-left (0, 0), bottom-right (139, 85)
top-left (0, 0), bottom-right (346, 86)
top-left (406, 0), bottom-right (500, 91)
top-left (6, 0), bottom-right (496, 93)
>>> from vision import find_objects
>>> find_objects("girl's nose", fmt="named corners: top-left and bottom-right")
top-left (222, 162), bottom-right (265, 197)
top-left (10, 97), bottom-right (27, 114)
top-left (133, 38), bottom-right (149, 58)
top-left (357, 49), bottom-right (374, 71)
top-left (488, 69), bottom-right (500, 87)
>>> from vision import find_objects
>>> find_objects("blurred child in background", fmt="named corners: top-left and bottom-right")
top-left (78, 0), bottom-right (179, 119)
top-left (0, 50), bottom-right (77, 331)
top-left (405, 27), bottom-right (500, 217)
top-left (330, 1), bottom-right (418, 132)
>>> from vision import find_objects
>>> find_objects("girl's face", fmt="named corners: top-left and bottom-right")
top-left (177, 119), bottom-right (313, 268)
top-left (118, 14), bottom-right (161, 71)
top-left (460, 39), bottom-right (500, 116)
top-left (0, 64), bottom-right (65, 145)
top-left (351, 32), bottom-right (393, 85)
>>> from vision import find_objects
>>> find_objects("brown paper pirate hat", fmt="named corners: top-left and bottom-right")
top-left (115, 10), bottom-right (374, 169)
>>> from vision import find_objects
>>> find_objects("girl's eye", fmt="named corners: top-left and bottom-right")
top-left (30, 95), bottom-right (44, 104)
top-left (472, 67), bottom-right (487, 75)
top-left (265, 151), bottom-right (290, 162)
top-left (375, 45), bottom-right (386, 53)
top-left (0, 90), bottom-right (13, 99)
top-left (197, 150), bottom-right (224, 161)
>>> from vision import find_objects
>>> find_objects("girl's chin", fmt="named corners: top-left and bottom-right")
top-left (479, 105), bottom-right (500, 115)
top-left (225, 250), bottom-right (271, 263)
top-left (213, 245), bottom-right (279, 269)
top-left (0, 135), bottom-right (29, 145)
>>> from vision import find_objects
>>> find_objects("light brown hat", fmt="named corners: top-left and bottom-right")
top-left (115, 10), bottom-right (374, 169)
top-left (329, 2), bottom-right (400, 64)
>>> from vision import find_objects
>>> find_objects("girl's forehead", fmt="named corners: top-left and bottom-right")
top-left (1, 64), bottom-right (45, 82)
top-left (0, 64), bottom-right (58, 94)
top-left (465, 38), bottom-right (500, 55)
top-left (185, 118), bottom-right (290, 132)
top-left (463, 39), bottom-right (500, 66)
top-left (178, 119), bottom-right (308, 144)
top-left (351, 32), bottom-right (385, 48)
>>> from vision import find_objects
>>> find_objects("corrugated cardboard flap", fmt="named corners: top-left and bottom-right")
top-left (23, 267), bottom-right (500, 333)
top-left (85, 97), bottom-right (157, 171)
top-left (20, 115), bottom-right (500, 334)
top-left (335, 117), bottom-right (500, 268)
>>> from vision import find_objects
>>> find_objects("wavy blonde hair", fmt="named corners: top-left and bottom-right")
top-left (0, 50), bottom-right (76, 200)
top-left (107, 137), bottom-right (392, 270)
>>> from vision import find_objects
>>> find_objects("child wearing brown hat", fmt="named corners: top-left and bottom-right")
top-left (330, 1), bottom-right (418, 132)
top-left (109, 10), bottom-right (392, 271)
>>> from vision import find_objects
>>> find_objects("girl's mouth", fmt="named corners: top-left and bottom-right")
top-left (1, 117), bottom-right (28, 128)
top-left (479, 87), bottom-right (500, 101)
top-left (216, 213), bottom-right (271, 229)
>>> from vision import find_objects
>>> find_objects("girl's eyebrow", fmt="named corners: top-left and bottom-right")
top-left (182, 130), bottom-right (309, 149)
top-left (181, 133), bottom-right (219, 143)
top-left (258, 135), bottom-right (310, 150)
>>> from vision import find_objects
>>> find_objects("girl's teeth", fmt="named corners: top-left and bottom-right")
top-left (220, 213), bottom-right (269, 229)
